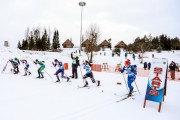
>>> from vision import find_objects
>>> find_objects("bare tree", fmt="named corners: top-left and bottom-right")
top-left (85, 24), bottom-right (101, 63)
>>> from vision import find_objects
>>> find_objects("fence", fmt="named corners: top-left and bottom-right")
top-left (90, 63), bottom-right (180, 81)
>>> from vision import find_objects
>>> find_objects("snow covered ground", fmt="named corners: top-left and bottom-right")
top-left (0, 46), bottom-right (180, 120)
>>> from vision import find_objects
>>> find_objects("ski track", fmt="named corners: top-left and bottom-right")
top-left (0, 46), bottom-right (180, 120)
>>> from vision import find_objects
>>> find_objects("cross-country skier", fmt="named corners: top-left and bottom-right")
top-left (71, 52), bottom-right (79, 79)
top-left (121, 60), bottom-right (137, 96)
top-left (9, 57), bottom-right (20, 74)
top-left (33, 59), bottom-right (45, 78)
top-left (52, 59), bottom-right (70, 82)
top-left (21, 59), bottom-right (31, 76)
top-left (82, 60), bottom-right (100, 87)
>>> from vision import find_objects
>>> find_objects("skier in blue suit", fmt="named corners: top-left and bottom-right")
top-left (82, 60), bottom-right (100, 87)
top-left (121, 60), bottom-right (137, 96)
top-left (53, 59), bottom-right (70, 82)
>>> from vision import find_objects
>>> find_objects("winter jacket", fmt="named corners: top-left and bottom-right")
top-left (83, 64), bottom-right (92, 74)
top-left (169, 62), bottom-right (176, 71)
top-left (121, 65), bottom-right (137, 78)
top-left (71, 53), bottom-right (79, 68)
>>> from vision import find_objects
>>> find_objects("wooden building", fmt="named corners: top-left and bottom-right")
top-left (62, 39), bottom-right (74, 48)
top-left (98, 40), bottom-right (110, 48)
top-left (114, 41), bottom-right (127, 48)
top-left (81, 39), bottom-right (90, 47)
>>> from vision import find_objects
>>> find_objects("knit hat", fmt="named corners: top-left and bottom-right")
top-left (125, 60), bottom-right (130, 65)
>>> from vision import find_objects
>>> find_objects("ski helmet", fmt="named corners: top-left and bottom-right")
top-left (35, 59), bottom-right (38, 62)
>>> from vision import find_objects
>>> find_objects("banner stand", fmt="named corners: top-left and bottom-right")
top-left (143, 58), bottom-right (168, 112)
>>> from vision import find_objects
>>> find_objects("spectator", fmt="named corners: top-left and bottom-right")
top-left (132, 54), bottom-right (135, 60)
top-left (148, 62), bottom-right (151, 70)
top-left (125, 52), bottom-right (127, 59)
top-left (70, 53), bottom-right (80, 79)
top-left (152, 54), bottom-right (154, 58)
top-left (144, 62), bottom-right (147, 70)
top-left (169, 61), bottom-right (176, 80)
top-left (112, 52), bottom-right (114, 57)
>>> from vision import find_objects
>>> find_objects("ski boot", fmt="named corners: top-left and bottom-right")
top-left (23, 73), bottom-right (27, 76)
top-left (97, 80), bottom-right (100, 86)
top-left (55, 80), bottom-right (60, 82)
top-left (14, 71), bottom-right (18, 74)
top-left (67, 77), bottom-right (70, 82)
top-left (83, 81), bottom-right (88, 87)
top-left (128, 92), bottom-right (132, 97)
top-left (40, 73), bottom-right (44, 78)
top-left (91, 78), bottom-right (95, 83)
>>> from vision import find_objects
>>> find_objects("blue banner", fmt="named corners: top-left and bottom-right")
top-left (145, 58), bottom-right (167, 103)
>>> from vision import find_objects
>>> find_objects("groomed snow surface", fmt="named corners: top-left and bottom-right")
top-left (0, 46), bottom-right (180, 120)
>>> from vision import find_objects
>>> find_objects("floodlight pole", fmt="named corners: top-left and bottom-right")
top-left (79, 1), bottom-right (86, 54)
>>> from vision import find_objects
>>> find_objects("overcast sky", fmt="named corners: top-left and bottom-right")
top-left (0, 0), bottom-right (179, 47)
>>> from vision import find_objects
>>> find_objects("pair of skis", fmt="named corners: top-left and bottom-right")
top-left (77, 85), bottom-right (90, 89)
top-left (115, 91), bottom-right (137, 102)
top-left (78, 80), bottom-right (101, 89)
top-left (116, 95), bottom-right (135, 102)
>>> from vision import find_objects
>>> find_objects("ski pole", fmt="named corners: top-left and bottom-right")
top-left (79, 65), bottom-right (86, 84)
top-left (134, 81), bottom-right (141, 95)
top-left (2, 60), bottom-right (9, 73)
top-left (122, 73), bottom-right (129, 92)
top-left (44, 69), bottom-right (53, 80)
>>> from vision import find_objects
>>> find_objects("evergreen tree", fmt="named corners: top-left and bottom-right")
top-left (46, 36), bottom-right (51, 50)
top-left (56, 30), bottom-right (60, 48)
top-left (52, 30), bottom-right (60, 50)
top-left (17, 41), bottom-right (22, 49)
top-left (157, 45), bottom-right (162, 53)
top-left (41, 29), bottom-right (48, 51)
top-left (29, 34), bottom-right (35, 50)
top-left (52, 30), bottom-right (57, 50)
top-left (151, 36), bottom-right (159, 49)
top-left (159, 34), bottom-right (168, 50)
top-left (21, 39), bottom-right (28, 50)
top-left (171, 37), bottom-right (180, 50)
top-left (34, 29), bottom-right (41, 50)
